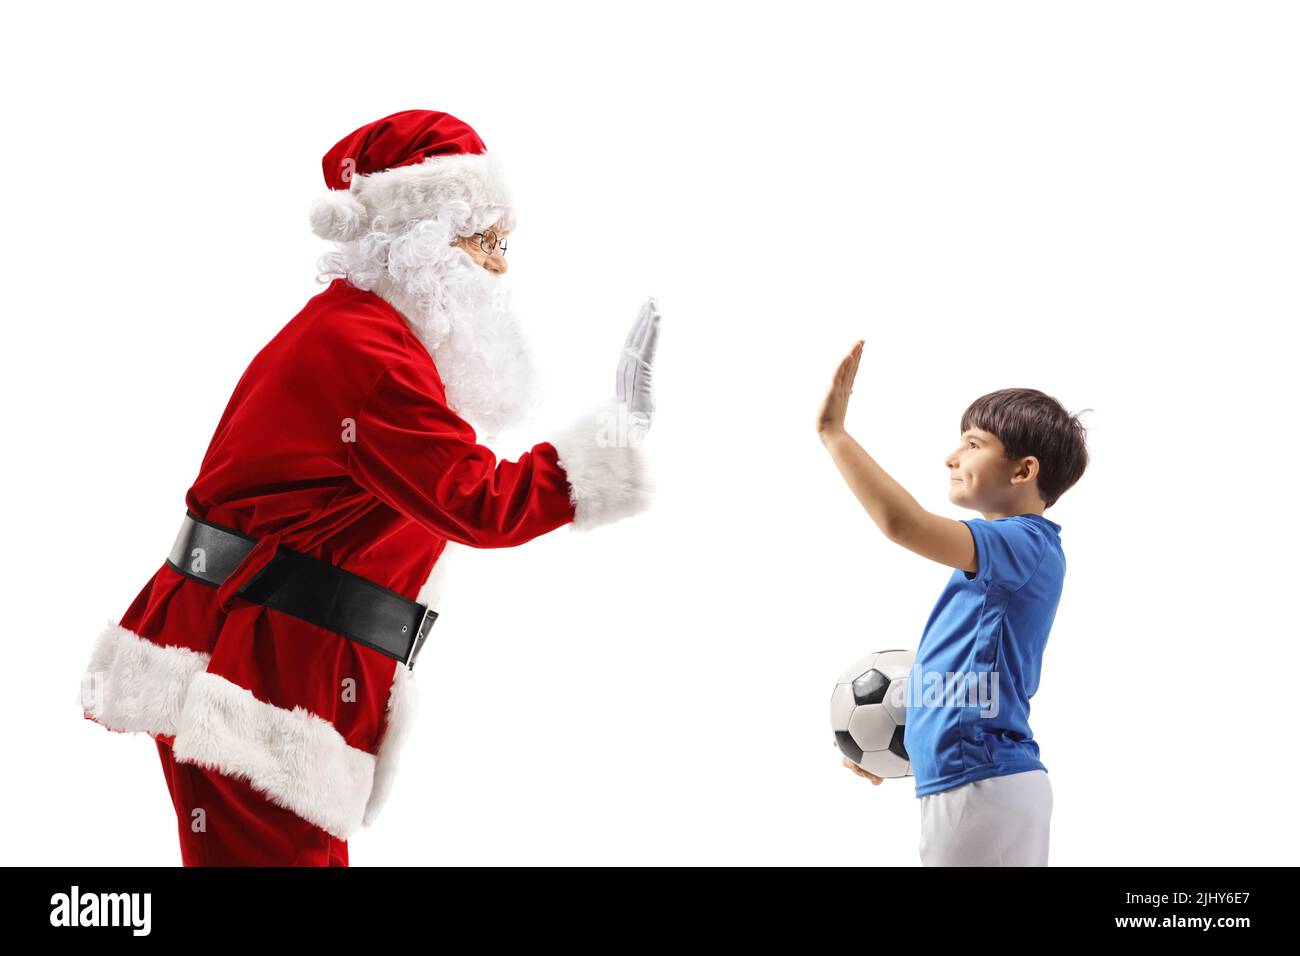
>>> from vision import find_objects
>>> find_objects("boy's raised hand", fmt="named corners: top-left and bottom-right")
top-left (833, 737), bottom-right (884, 784)
top-left (816, 339), bottom-right (865, 437)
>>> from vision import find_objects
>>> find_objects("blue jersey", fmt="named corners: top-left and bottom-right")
top-left (904, 514), bottom-right (1065, 797)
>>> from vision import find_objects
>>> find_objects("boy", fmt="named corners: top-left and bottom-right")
top-left (817, 340), bottom-right (1089, 866)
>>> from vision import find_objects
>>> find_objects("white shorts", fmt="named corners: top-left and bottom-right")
top-left (918, 769), bottom-right (1053, 866)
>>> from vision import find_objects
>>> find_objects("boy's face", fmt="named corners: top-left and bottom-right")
top-left (946, 427), bottom-right (1036, 510)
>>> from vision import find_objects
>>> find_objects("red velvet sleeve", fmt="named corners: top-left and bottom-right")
top-left (346, 358), bottom-right (576, 548)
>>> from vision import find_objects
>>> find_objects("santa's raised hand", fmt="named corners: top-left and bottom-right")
top-left (617, 297), bottom-right (660, 430)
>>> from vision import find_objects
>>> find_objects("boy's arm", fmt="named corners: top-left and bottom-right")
top-left (820, 429), bottom-right (976, 574)
top-left (819, 428), bottom-right (923, 539)
top-left (816, 342), bottom-right (975, 575)
top-left (889, 509), bottom-right (978, 576)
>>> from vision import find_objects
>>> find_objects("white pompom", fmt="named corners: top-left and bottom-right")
top-left (309, 190), bottom-right (369, 241)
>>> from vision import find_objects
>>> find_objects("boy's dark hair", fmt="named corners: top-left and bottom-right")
top-left (960, 388), bottom-right (1092, 509)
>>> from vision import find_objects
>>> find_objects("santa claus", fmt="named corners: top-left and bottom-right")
top-left (76, 109), bottom-right (659, 866)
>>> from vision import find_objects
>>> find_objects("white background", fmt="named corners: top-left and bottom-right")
top-left (3, 0), bottom-right (1297, 866)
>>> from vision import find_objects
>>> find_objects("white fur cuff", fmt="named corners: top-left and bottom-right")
top-left (550, 398), bottom-right (655, 531)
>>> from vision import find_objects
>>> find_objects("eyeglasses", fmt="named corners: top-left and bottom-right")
top-left (472, 231), bottom-right (508, 255)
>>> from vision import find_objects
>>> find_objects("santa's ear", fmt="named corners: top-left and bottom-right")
top-left (310, 190), bottom-right (369, 242)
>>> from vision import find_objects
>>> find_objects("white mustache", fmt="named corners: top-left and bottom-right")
top-left (317, 214), bottom-right (541, 441)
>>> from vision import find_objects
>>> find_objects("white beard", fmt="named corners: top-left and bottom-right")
top-left (316, 212), bottom-right (539, 441)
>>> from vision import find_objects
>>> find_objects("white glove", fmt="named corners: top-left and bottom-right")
top-left (616, 297), bottom-right (660, 430)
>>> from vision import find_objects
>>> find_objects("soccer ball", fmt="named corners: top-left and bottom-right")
top-left (830, 649), bottom-right (915, 779)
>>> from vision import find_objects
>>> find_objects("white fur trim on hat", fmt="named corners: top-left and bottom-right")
top-left (310, 151), bottom-right (513, 241)
top-left (550, 398), bottom-right (656, 531)
top-left (310, 190), bottom-right (370, 242)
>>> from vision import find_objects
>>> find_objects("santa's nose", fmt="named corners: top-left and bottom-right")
top-left (483, 255), bottom-right (507, 275)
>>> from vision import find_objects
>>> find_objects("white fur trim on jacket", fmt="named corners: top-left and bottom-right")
top-left (78, 620), bottom-right (419, 840)
top-left (362, 663), bottom-right (420, 827)
top-left (310, 151), bottom-right (513, 242)
top-left (416, 540), bottom-right (457, 609)
top-left (362, 542), bottom-right (455, 826)
top-left (79, 621), bottom-right (210, 736)
top-left (550, 398), bottom-right (655, 531)
top-left (171, 672), bottom-right (375, 841)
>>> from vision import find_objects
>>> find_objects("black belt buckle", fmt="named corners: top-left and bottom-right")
top-left (405, 605), bottom-right (439, 671)
top-left (168, 510), bottom-right (445, 671)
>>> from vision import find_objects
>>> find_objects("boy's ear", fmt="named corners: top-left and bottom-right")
top-left (1013, 455), bottom-right (1041, 484)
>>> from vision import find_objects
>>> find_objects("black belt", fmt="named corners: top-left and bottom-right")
top-left (166, 511), bottom-right (437, 670)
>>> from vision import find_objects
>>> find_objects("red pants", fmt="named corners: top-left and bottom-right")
top-left (155, 737), bottom-right (348, 866)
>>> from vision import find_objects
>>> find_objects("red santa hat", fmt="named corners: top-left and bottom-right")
top-left (309, 109), bottom-right (513, 242)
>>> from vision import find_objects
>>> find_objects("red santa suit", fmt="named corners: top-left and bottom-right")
top-left (77, 110), bottom-right (653, 865)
